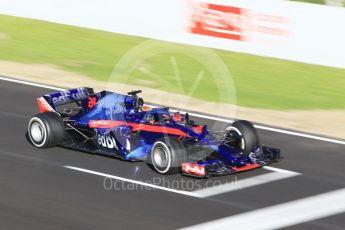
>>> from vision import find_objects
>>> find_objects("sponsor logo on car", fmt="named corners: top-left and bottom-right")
top-left (51, 88), bottom-right (89, 104)
top-left (97, 133), bottom-right (118, 150)
top-left (182, 163), bottom-right (206, 176)
top-left (89, 120), bottom-right (110, 127)
top-left (97, 132), bottom-right (131, 151)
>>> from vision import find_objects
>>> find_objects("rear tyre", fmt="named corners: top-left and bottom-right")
top-left (27, 112), bottom-right (65, 148)
top-left (226, 120), bottom-right (259, 157)
top-left (150, 137), bottom-right (187, 175)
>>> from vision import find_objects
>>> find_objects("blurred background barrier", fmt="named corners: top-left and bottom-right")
top-left (0, 0), bottom-right (344, 138)
top-left (0, 0), bottom-right (345, 69)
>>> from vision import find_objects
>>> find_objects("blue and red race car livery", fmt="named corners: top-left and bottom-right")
top-left (27, 87), bottom-right (281, 178)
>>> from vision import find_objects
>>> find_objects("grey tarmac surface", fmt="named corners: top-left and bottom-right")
top-left (0, 79), bottom-right (344, 229)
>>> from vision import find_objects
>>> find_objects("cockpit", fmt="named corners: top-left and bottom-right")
top-left (143, 109), bottom-right (174, 125)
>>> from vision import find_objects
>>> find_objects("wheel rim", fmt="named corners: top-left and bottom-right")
top-left (28, 117), bottom-right (47, 147)
top-left (227, 127), bottom-right (245, 151)
top-left (152, 142), bottom-right (171, 173)
top-left (31, 122), bottom-right (44, 143)
top-left (153, 147), bottom-right (168, 168)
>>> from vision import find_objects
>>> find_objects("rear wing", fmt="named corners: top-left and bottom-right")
top-left (36, 87), bottom-right (94, 113)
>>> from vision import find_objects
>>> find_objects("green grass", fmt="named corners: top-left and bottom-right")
top-left (289, 0), bottom-right (345, 6)
top-left (0, 14), bottom-right (345, 110)
top-left (290, 0), bottom-right (326, 4)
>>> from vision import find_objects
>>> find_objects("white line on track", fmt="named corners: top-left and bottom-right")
top-left (195, 170), bottom-right (300, 198)
top-left (65, 165), bottom-right (299, 198)
top-left (263, 166), bottom-right (299, 174)
top-left (1, 75), bottom-right (344, 145)
top-left (65, 165), bottom-right (204, 198)
top-left (180, 188), bottom-right (345, 230)
top-left (0, 75), bottom-right (65, 91)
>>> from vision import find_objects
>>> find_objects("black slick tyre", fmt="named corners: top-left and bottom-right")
top-left (27, 112), bottom-right (65, 148)
top-left (150, 137), bottom-right (187, 175)
top-left (226, 120), bottom-right (260, 157)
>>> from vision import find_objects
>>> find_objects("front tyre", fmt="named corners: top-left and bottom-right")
top-left (27, 112), bottom-right (65, 148)
top-left (225, 120), bottom-right (260, 157)
top-left (150, 137), bottom-right (187, 175)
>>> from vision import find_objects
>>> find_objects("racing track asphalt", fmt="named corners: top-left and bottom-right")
top-left (0, 78), bottom-right (345, 230)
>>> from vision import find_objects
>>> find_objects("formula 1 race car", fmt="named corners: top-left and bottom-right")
top-left (27, 87), bottom-right (281, 178)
